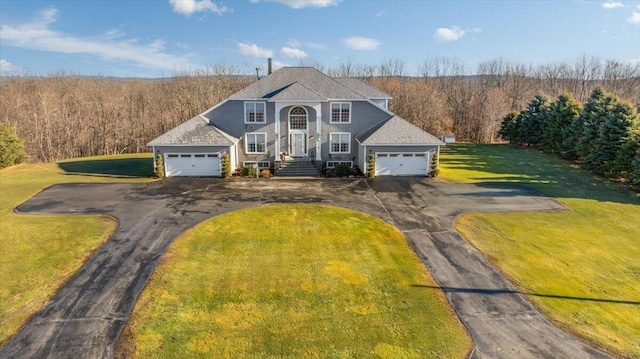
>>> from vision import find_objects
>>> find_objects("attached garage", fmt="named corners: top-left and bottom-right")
top-left (375, 152), bottom-right (430, 176)
top-left (165, 153), bottom-right (221, 177)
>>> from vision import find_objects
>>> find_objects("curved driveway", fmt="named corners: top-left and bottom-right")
top-left (1, 178), bottom-right (611, 358)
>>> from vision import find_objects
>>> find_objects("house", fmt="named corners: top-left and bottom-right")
top-left (148, 66), bottom-right (444, 177)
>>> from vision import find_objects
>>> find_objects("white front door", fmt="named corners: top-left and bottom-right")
top-left (291, 132), bottom-right (306, 157)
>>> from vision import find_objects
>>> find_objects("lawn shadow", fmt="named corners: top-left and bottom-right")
top-left (440, 144), bottom-right (640, 206)
top-left (411, 285), bottom-right (640, 306)
top-left (58, 158), bottom-right (153, 178)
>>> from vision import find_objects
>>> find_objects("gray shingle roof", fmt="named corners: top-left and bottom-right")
top-left (270, 81), bottom-right (327, 101)
top-left (356, 115), bottom-right (445, 145)
top-left (333, 78), bottom-right (391, 99)
top-left (147, 116), bottom-right (238, 146)
top-left (229, 67), bottom-right (365, 100)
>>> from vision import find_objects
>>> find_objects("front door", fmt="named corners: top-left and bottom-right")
top-left (291, 132), bottom-right (306, 157)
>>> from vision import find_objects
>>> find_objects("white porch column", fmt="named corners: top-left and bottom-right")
top-left (274, 103), bottom-right (282, 160)
top-left (313, 104), bottom-right (322, 161)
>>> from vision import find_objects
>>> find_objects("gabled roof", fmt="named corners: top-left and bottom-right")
top-left (147, 116), bottom-right (238, 146)
top-left (270, 81), bottom-right (327, 101)
top-left (356, 115), bottom-right (445, 145)
top-left (333, 78), bottom-right (391, 99)
top-left (229, 67), bottom-right (365, 100)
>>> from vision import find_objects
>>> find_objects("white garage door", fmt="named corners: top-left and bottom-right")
top-left (165, 153), bottom-right (221, 177)
top-left (375, 152), bottom-right (430, 176)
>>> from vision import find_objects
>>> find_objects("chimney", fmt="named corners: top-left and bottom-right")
top-left (267, 58), bottom-right (272, 75)
top-left (255, 67), bottom-right (260, 81)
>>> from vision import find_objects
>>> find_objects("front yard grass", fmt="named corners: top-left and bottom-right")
top-left (0, 154), bottom-right (152, 348)
top-left (116, 205), bottom-right (471, 358)
top-left (439, 144), bottom-right (640, 358)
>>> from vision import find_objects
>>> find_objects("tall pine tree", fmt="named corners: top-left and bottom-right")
top-left (518, 94), bottom-right (550, 146)
top-left (576, 88), bottom-right (617, 162)
top-left (589, 101), bottom-right (640, 176)
top-left (542, 93), bottom-right (582, 155)
top-left (498, 111), bottom-right (522, 144)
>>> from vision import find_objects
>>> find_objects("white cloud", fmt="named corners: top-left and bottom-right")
top-left (628, 9), bottom-right (640, 24)
top-left (0, 8), bottom-right (196, 71)
top-left (237, 43), bottom-right (274, 58)
top-left (433, 26), bottom-right (466, 42)
top-left (0, 59), bottom-right (22, 76)
top-left (168, 0), bottom-right (229, 16)
top-left (602, 1), bottom-right (623, 9)
top-left (250, 0), bottom-right (340, 9)
top-left (287, 38), bottom-right (325, 50)
top-left (280, 46), bottom-right (308, 58)
top-left (341, 36), bottom-right (381, 50)
top-left (272, 60), bottom-right (288, 70)
top-left (376, 10), bottom-right (387, 17)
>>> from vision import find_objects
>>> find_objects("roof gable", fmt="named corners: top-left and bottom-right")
top-left (357, 116), bottom-right (445, 145)
top-left (147, 116), bottom-right (238, 146)
top-left (270, 81), bottom-right (327, 101)
top-left (229, 67), bottom-right (364, 100)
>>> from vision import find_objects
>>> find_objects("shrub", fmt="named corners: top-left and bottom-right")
top-left (0, 123), bottom-right (28, 169)
top-left (333, 164), bottom-right (351, 177)
top-left (241, 165), bottom-right (258, 177)
top-left (154, 153), bottom-right (164, 178)
top-left (429, 153), bottom-right (439, 177)
top-left (367, 153), bottom-right (375, 178)
top-left (221, 153), bottom-right (232, 178)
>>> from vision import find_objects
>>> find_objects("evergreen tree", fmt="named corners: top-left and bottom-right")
top-left (561, 114), bottom-right (585, 160)
top-left (518, 94), bottom-right (550, 146)
top-left (576, 88), bottom-right (617, 161)
top-left (542, 93), bottom-right (582, 155)
top-left (498, 111), bottom-right (521, 144)
top-left (628, 150), bottom-right (640, 186)
top-left (589, 101), bottom-right (640, 176)
top-left (0, 122), bottom-right (28, 169)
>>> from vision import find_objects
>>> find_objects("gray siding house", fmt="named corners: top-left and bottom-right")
top-left (148, 67), bottom-right (444, 177)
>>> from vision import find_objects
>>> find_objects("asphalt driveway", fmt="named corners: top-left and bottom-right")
top-left (1, 177), bottom-right (611, 358)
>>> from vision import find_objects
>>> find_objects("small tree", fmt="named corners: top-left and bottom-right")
top-left (221, 153), bottom-right (232, 178)
top-left (518, 94), bottom-right (550, 146)
top-left (367, 153), bottom-right (375, 177)
top-left (154, 152), bottom-right (164, 178)
top-left (577, 88), bottom-right (617, 160)
top-left (0, 123), bottom-right (28, 169)
top-left (429, 152), bottom-right (439, 177)
top-left (627, 150), bottom-right (640, 186)
top-left (498, 111), bottom-right (521, 144)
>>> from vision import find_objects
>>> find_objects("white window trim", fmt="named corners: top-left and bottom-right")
top-left (329, 132), bottom-right (351, 154)
top-left (245, 132), bottom-right (267, 154)
top-left (330, 102), bottom-right (351, 123)
top-left (244, 101), bottom-right (266, 124)
top-left (326, 161), bottom-right (353, 168)
top-left (243, 161), bottom-right (271, 169)
top-left (288, 106), bottom-right (308, 131)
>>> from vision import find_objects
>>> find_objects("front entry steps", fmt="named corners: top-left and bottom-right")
top-left (277, 158), bottom-right (321, 177)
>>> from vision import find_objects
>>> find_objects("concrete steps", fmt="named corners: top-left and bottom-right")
top-left (277, 159), bottom-right (320, 177)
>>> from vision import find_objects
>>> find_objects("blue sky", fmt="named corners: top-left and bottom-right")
top-left (1, 0), bottom-right (639, 77)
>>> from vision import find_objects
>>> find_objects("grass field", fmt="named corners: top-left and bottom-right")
top-left (117, 205), bottom-right (471, 359)
top-left (439, 144), bottom-right (640, 358)
top-left (0, 154), bottom-right (152, 347)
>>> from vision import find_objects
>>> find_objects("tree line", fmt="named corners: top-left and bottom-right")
top-left (498, 88), bottom-right (640, 185)
top-left (0, 56), bottom-right (638, 163)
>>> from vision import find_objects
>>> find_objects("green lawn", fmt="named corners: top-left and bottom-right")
top-left (439, 144), bottom-right (640, 358)
top-left (116, 205), bottom-right (471, 359)
top-left (0, 154), bottom-right (153, 347)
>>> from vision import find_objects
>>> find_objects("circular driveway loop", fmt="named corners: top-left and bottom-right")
top-left (2, 177), bottom-right (612, 359)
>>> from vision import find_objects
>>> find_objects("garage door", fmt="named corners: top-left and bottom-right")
top-left (375, 152), bottom-right (430, 176)
top-left (165, 153), bottom-right (221, 177)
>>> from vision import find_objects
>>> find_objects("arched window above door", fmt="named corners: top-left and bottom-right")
top-left (289, 107), bottom-right (308, 130)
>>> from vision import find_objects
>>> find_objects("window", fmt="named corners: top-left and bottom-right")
top-left (326, 161), bottom-right (353, 168)
top-left (289, 107), bottom-right (307, 130)
top-left (330, 102), bottom-right (351, 123)
top-left (245, 102), bottom-right (266, 123)
top-left (329, 132), bottom-right (351, 153)
top-left (167, 154), bottom-right (179, 158)
top-left (245, 132), bottom-right (267, 153)
top-left (243, 161), bottom-right (270, 169)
